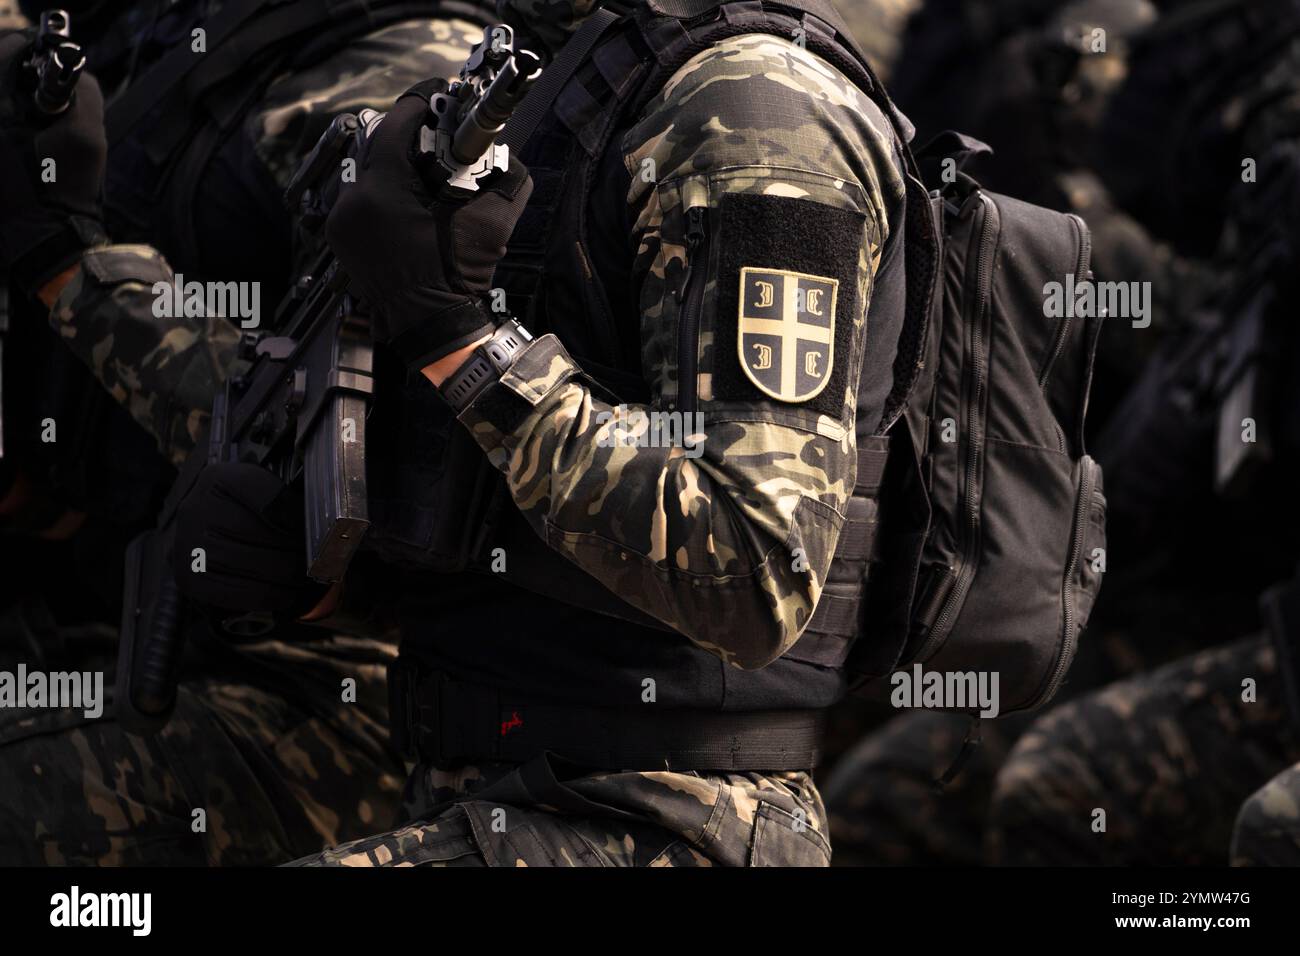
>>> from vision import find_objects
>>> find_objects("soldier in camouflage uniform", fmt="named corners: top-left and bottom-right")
top-left (0, 2), bottom-right (490, 864)
top-left (986, 637), bottom-right (1300, 865)
top-left (157, 0), bottom-right (922, 867)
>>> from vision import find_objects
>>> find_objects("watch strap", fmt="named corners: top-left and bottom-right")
top-left (441, 319), bottom-right (534, 412)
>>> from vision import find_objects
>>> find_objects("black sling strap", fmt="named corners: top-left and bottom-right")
top-left (499, 5), bottom-right (623, 153)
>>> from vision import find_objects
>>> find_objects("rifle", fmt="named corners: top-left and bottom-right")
top-left (1, 9), bottom-right (86, 463)
top-left (116, 24), bottom-right (540, 734)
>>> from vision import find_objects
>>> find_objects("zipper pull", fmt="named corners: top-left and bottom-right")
top-left (932, 715), bottom-right (983, 793)
top-left (676, 205), bottom-right (707, 301)
top-left (686, 204), bottom-right (706, 248)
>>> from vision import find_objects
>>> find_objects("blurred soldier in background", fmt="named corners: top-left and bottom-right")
top-left (0, 0), bottom-right (492, 864)
top-left (1233, 761), bottom-right (1300, 866)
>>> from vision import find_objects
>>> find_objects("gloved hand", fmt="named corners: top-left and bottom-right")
top-left (0, 29), bottom-right (107, 294)
top-left (173, 463), bottom-right (326, 619)
top-left (324, 78), bottom-right (533, 369)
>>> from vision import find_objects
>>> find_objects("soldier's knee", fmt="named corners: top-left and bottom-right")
top-left (985, 708), bottom-right (1105, 864)
top-left (1230, 764), bottom-right (1300, 866)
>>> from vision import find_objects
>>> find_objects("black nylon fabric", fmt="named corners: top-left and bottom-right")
top-left (887, 169), bottom-right (1107, 714)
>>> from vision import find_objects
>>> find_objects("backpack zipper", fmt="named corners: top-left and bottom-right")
top-left (915, 193), bottom-right (997, 661)
top-left (1033, 455), bottom-right (1098, 706)
top-left (675, 203), bottom-right (708, 415)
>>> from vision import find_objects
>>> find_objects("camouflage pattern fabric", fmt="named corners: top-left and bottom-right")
top-left (821, 711), bottom-right (1026, 866)
top-left (249, 15), bottom-right (486, 191)
top-left (0, 630), bottom-right (405, 865)
top-left (986, 636), bottom-right (1300, 865)
top-left (818, 569), bottom-right (1246, 864)
top-left (0, 10), bottom-right (480, 866)
top-left (458, 30), bottom-right (904, 669)
top-left (48, 244), bottom-right (241, 467)
top-left (1231, 761), bottom-right (1300, 866)
top-left (291, 754), bottom-right (830, 866)
top-left (498, 0), bottom-right (599, 58)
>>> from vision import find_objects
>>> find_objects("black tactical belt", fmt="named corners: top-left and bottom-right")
top-left (388, 661), bottom-right (825, 771)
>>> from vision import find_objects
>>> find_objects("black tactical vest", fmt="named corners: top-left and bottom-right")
top-left (385, 0), bottom-right (940, 748)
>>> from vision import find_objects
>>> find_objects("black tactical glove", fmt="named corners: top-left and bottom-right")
top-left (174, 463), bottom-right (326, 619)
top-left (324, 79), bottom-right (534, 369)
top-left (0, 29), bottom-right (107, 294)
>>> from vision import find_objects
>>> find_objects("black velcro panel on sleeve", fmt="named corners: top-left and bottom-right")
top-left (712, 193), bottom-right (866, 418)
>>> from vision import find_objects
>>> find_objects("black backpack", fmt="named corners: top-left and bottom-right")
top-left (847, 130), bottom-right (1107, 716)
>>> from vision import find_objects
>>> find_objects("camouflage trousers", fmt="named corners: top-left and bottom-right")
top-left (1231, 761), bottom-right (1300, 865)
top-left (986, 635), bottom-right (1300, 865)
top-left (290, 753), bottom-right (832, 867)
top-left (821, 710), bottom-right (1027, 866)
top-left (818, 584), bottom-right (1246, 865)
top-left (0, 604), bottom-right (407, 865)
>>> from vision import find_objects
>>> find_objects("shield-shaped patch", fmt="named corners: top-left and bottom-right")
top-left (737, 267), bottom-right (838, 402)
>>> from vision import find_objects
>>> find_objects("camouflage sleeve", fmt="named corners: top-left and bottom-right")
top-left (49, 244), bottom-right (241, 467)
top-left (459, 34), bottom-right (905, 668)
top-left (247, 17), bottom-right (486, 191)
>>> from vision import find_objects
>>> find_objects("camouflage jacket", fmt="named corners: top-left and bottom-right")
top-left (456, 0), bottom-right (907, 669)
top-left (52, 1), bottom-right (908, 674)
top-left (46, 13), bottom-right (486, 466)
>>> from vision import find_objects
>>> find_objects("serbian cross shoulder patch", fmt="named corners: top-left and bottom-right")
top-left (737, 267), bottom-right (839, 402)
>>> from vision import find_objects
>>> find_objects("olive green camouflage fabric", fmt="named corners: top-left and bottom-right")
top-left (986, 636), bottom-right (1300, 865)
top-left (48, 243), bottom-right (241, 467)
top-left (0, 628), bottom-right (405, 865)
top-left (498, 0), bottom-right (599, 58)
top-left (292, 754), bottom-right (830, 866)
top-left (43, 15), bottom-right (481, 466)
top-left (822, 710), bottom-right (1025, 866)
top-left (0, 11), bottom-right (479, 866)
top-left (1231, 761), bottom-right (1300, 866)
top-left (459, 32), bottom-right (903, 670)
top-left (250, 15), bottom-right (486, 190)
top-left (819, 569), bottom-right (1243, 864)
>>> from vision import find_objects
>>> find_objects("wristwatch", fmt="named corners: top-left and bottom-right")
top-left (440, 318), bottom-right (534, 412)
